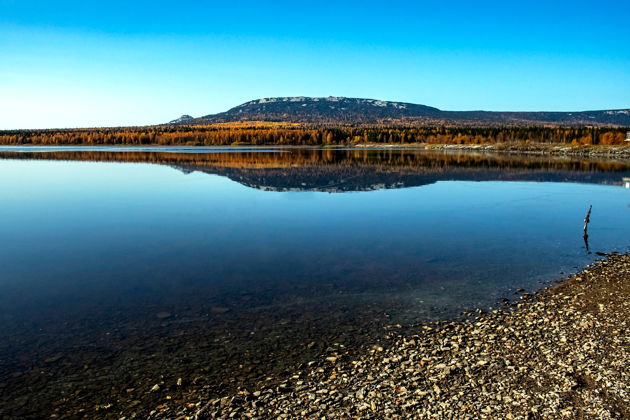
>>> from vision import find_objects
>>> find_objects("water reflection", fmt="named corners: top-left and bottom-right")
top-left (0, 147), bottom-right (629, 418)
top-left (3, 147), bottom-right (630, 192)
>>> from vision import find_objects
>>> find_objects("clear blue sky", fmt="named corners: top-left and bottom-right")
top-left (1, 0), bottom-right (628, 129)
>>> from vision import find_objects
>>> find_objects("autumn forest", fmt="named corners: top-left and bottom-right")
top-left (0, 123), bottom-right (628, 147)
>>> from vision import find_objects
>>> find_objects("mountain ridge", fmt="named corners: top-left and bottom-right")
top-left (169, 96), bottom-right (630, 126)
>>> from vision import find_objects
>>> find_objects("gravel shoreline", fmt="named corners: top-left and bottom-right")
top-left (353, 143), bottom-right (630, 159)
top-left (162, 254), bottom-right (629, 419)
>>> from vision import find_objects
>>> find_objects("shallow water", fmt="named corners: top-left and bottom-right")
top-left (1, 147), bottom-right (629, 417)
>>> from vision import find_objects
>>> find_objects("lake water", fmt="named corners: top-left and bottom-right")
top-left (1, 147), bottom-right (629, 417)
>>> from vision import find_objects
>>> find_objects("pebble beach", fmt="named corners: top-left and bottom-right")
top-left (165, 254), bottom-right (629, 420)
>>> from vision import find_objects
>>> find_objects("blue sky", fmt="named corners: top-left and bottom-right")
top-left (1, 0), bottom-right (629, 128)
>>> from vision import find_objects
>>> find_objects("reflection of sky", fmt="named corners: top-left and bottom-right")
top-left (1, 159), bottom-right (629, 315)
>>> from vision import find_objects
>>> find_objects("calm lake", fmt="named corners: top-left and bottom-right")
top-left (1, 147), bottom-right (629, 417)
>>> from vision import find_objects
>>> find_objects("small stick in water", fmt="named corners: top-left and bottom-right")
top-left (583, 205), bottom-right (592, 238)
top-left (583, 205), bottom-right (592, 253)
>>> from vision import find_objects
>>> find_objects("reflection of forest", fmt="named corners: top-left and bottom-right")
top-left (2, 149), bottom-right (630, 192)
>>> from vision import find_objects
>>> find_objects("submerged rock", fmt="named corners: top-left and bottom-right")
top-left (211, 306), bottom-right (230, 314)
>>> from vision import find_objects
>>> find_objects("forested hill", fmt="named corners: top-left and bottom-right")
top-left (173, 96), bottom-right (630, 126)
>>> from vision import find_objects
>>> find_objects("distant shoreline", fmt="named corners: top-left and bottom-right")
top-left (2, 142), bottom-right (630, 158)
top-left (354, 142), bottom-right (630, 158)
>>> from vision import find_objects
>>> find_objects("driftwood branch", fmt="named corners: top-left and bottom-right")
top-left (583, 205), bottom-right (592, 239)
top-left (582, 205), bottom-right (592, 252)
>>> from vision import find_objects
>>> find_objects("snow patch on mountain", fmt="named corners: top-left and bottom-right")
top-left (169, 115), bottom-right (194, 124)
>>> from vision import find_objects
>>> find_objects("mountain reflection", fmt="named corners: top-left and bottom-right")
top-left (2, 148), bottom-right (630, 192)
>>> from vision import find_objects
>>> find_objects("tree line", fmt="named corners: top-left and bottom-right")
top-left (0, 125), bottom-right (627, 146)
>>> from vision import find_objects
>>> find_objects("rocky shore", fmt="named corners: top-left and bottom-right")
top-left (162, 254), bottom-right (629, 419)
top-left (355, 143), bottom-right (630, 159)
